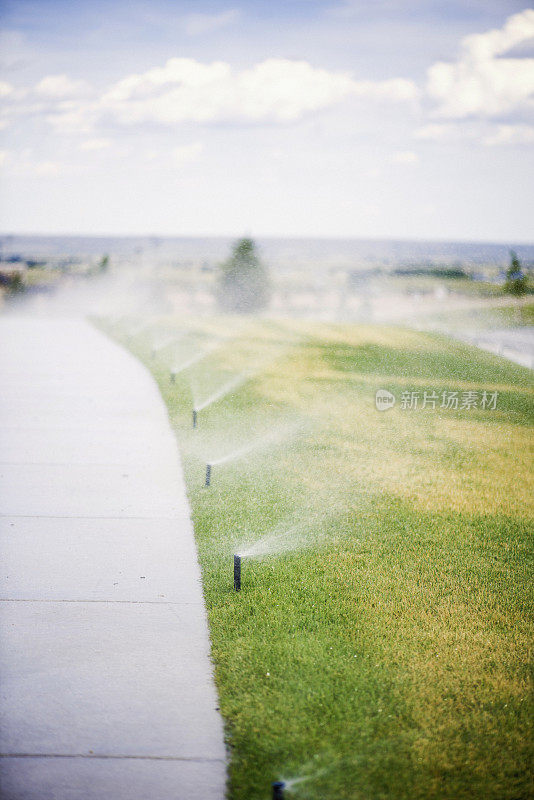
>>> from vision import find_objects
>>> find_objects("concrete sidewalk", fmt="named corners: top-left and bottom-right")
top-left (415, 323), bottom-right (534, 370)
top-left (0, 317), bottom-right (226, 800)
top-left (454, 327), bottom-right (534, 370)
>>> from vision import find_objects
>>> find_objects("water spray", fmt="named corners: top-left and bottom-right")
top-left (169, 345), bottom-right (219, 387)
top-left (127, 320), bottom-right (151, 341)
top-left (151, 335), bottom-right (176, 359)
top-left (205, 463), bottom-right (212, 487)
top-left (272, 781), bottom-right (285, 799)
top-left (194, 372), bottom-right (250, 414)
top-left (234, 555), bottom-right (241, 591)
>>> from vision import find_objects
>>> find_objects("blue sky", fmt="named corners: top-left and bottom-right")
top-left (0, 0), bottom-right (533, 240)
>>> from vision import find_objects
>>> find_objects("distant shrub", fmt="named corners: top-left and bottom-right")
top-left (393, 266), bottom-right (469, 279)
top-left (98, 254), bottom-right (110, 274)
top-left (3, 271), bottom-right (26, 298)
top-left (217, 238), bottom-right (271, 313)
top-left (87, 253), bottom-right (110, 277)
top-left (504, 251), bottom-right (528, 296)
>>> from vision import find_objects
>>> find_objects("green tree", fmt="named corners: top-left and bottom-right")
top-left (98, 254), bottom-right (110, 274)
top-left (87, 253), bottom-right (110, 278)
top-left (5, 271), bottom-right (25, 298)
top-left (217, 237), bottom-right (271, 313)
top-left (504, 250), bottom-right (527, 296)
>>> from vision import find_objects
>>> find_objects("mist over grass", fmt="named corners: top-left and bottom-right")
top-left (102, 314), bottom-right (534, 800)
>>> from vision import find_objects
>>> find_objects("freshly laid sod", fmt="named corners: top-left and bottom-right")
top-left (104, 317), bottom-right (533, 800)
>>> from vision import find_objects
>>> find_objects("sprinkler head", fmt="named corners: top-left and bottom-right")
top-left (234, 554), bottom-right (241, 591)
top-left (205, 463), bottom-right (212, 487)
top-left (170, 371), bottom-right (175, 383)
top-left (272, 781), bottom-right (285, 800)
top-left (192, 409), bottom-right (197, 428)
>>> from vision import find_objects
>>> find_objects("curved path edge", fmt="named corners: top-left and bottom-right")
top-left (0, 316), bottom-right (226, 800)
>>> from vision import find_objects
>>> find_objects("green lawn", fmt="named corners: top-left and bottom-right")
top-left (429, 299), bottom-right (534, 330)
top-left (105, 316), bottom-right (533, 800)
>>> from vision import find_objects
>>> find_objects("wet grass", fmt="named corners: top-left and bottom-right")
top-left (104, 316), bottom-right (534, 800)
top-left (430, 299), bottom-right (534, 329)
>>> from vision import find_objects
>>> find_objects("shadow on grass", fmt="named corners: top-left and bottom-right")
top-left (317, 336), bottom-right (533, 386)
top-left (313, 337), bottom-right (534, 425)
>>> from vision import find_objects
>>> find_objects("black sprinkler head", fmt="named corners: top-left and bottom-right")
top-left (272, 781), bottom-right (285, 800)
top-left (192, 409), bottom-right (197, 428)
top-left (234, 554), bottom-right (241, 591)
top-left (170, 371), bottom-right (175, 383)
top-left (205, 463), bottom-right (212, 487)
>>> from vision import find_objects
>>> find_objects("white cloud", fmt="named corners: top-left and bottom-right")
top-left (95, 57), bottom-right (417, 127)
top-left (171, 142), bottom-right (203, 168)
top-left (414, 120), bottom-right (534, 147)
top-left (1, 56), bottom-right (417, 136)
top-left (0, 81), bottom-right (15, 98)
top-left (99, 58), bottom-right (232, 124)
top-left (232, 59), bottom-right (357, 122)
top-left (79, 137), bottom-right (111, 151)
top-left (34, 74), bottom-right (91, 99)
top-left (426, 9), bottom-right (534, 119)
top-left (415, 123), bottom-right (455, 141)
top-left (483, 124), bottom-right (534, 146)
top-left (413, 122), bottom-right (477, 142)
top-left (6, 150), bottom-right (63, 176)
top-left (46, 102), bottom-right (96, 134)
top-left (0, 75), bottom-right (95, 134)
top-left (390, 150), bottom-right (419, 164)
top-left (33, 160), bottom-right (61, 176)
top-left (461, 9), bottom-right (534, 61)
top-left (351, 77), bottom-right (417, 102)
top-left (184, 9), bottom-right (240, 36)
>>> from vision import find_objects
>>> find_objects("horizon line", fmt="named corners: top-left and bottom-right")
top-left (1, 231), bottom-right (533, 247)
